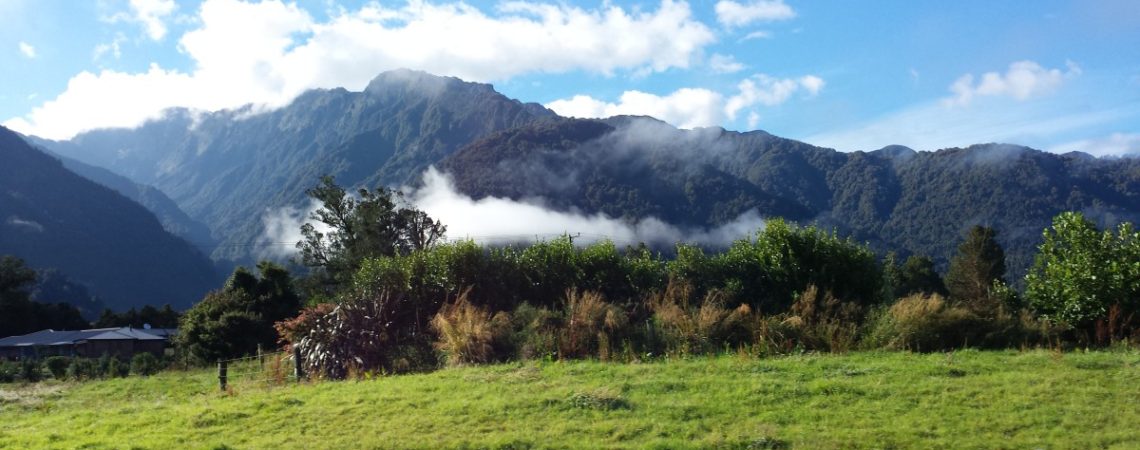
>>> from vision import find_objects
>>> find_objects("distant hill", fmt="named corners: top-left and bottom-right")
top-left (34, 70), bottom-right (1140, 283)
top-left (439, 116), bottom-right (1140, 281)
top-left (0, 126), bottom-right (219, 310)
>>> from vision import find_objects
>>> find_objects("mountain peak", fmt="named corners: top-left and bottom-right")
top-left (364, 69), bottom-right (493, 97)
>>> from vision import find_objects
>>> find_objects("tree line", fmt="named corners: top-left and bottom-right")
top-left (170, 177), bottom-right (1140, 378)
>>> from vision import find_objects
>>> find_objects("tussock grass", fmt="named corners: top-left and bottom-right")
top-left (2, 350), bottom-right (1139, 449)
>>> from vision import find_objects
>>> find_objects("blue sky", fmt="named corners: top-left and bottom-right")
top-left (3, 0), bottom-right (1139, 155)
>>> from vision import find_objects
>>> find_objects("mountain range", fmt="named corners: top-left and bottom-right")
top-left (14, 69), bottom-right (1140, 310)
top-left (0, 126), bottom-right (219, 311)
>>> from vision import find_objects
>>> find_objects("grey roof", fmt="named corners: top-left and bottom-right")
top-left (0, 327), bottom-right (169, 347)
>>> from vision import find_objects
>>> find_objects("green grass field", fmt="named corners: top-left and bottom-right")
top-left (2, 350), bottom-right (1138, 449)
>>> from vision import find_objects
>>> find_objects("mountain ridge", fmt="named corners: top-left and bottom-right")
top-left (31, 69), bottom-right (1140, 284)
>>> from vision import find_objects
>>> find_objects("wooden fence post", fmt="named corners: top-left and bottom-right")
top-left (218, 360), bottom-right (228, 391)
top-left (293, 346), bottom-right (304, 382)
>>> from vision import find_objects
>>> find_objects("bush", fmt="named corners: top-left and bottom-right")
top-left (510, 303), bottom-right (560, 361)
top-left (779, 285), bottom-right (862, 353)
top-left (67, 358), bottom-right (96, 380)
top-left (294, 291), bottom-right (407, 379)
top-left (558, 289), bottom-right (626, 360)
top-left (650, 280), bottom-right (752, 355)
top-left (0, 360), bottom-right (17, 383)
top-left (44, 356), bottom-right (70, 380)
top-left (19, 358), bottom-right (43, 382)
top-left (862, 293), bottom-right (982, 351)
top-left (431, 289), bottom-right (511, 366)
top-left (131, 353), bottom-right (162, 377)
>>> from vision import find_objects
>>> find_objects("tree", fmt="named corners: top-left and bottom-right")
top-left (0, 256), bottom-right (89, 337)
top-left (298, 176), bottom-right (446, 290)
top-left (1024, 212), bottom-right (1140, 336)
top-left (945, 226), bottom-right (1006, 307)
top-left (176, 262), bottom-right (302, 362)
top-left (897, 255), bottom-right (947, 298)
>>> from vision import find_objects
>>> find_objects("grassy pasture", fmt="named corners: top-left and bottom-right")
top-left (2, 350), bottom-right (1138, 449)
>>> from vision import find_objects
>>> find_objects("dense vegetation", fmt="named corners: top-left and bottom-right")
top-left (0, 256), bottom-right (88, 338)
top-left (2, 351), bottom-right (1138, 449)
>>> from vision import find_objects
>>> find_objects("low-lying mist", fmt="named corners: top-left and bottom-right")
top-left (259, 167), bottom-right (765, 258)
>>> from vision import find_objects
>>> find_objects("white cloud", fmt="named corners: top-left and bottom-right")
top-left (93, 34), bottom-right (126, 61)
top-left (739, 30), bottom-right (771, 41)
top-left (6, 0), bottom-right (715, 140)
top-left (805, 98), bottom-right (1138, 152)
top-left (410, 168), bottom-right (764, 247)
top-left (548, 72), bottom-right (824, 130)
top-left (17, 41), bottom-right (35, 59)
top-left (547, 88), bottom-right (726, 129)
top-left (715, 0), bottom-right (795, 28)
top-left (709, 53), bottom-right (745, 74)
top-left (724, 74), bottom-right (823, 120)
top-left (259, 167), bottom-right (767, 256)
top-left (1048, 133), bottom-right (1140, 157)
top-left (946, 60), bottom-right (1081, 106)
top-left (105, 0), bottom-right (178, 41)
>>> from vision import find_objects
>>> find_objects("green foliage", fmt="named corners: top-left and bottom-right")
top-left (678, 219), bottom-right (883, 313)
top-left (0, 255), bottom-right (90, 337)
top-left (44, 356), bottom-right (70, 380)
top-left (177, 262), bottom-right (302, 363)
top-left (1025, 212), bottom-right (1140, 338)
top-left (945, 226), bottom-right (1007, 307)
top-left (298, 175), bottom-right (446, 292)
top-left (94, 304), bottom-right (180, 328)
top-left (130, 353), bottom-right (163, 377)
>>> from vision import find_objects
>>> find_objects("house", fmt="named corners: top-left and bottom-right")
top-left (0, 327), bottom-right (172, 360)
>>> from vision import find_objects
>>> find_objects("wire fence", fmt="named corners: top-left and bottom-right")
top-left (216, 349), bottom-right (303, 392)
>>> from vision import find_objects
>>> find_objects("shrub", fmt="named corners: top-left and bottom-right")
top-left (510, 303), bottom-right (560, 361)
top-left (67, 358), bottom-right (96, 380)
top-left (19, 358), bottom-right (42, 382)
top-left (431, 289), bottom-right (511, 366)
top-left (558, 289), bottom-right (626, 360)
top-left (294, 291), bottom-right (407, 379)
top-left (0, 360), bottom-right (17, 383)
top-left (650, 280), bottom-right (752, 355)
top-left (44, 356), bottom-right (70, 380)
top-left (862, 293), bottom-right (982, 351)
top-left (131, 353), bottom-right (163, 377)
top-left (780, 285), bottom-right (862, 352)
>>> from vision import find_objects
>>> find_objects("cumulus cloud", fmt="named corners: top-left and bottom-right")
top-left (547, 88), bottom-right (725, 129)
top-left (1048, 132), bottom-right (1140, 157)
top-left (709, 53), bottom-right (745, 74)
top-left (547, 72), bottom-right (824, 129)
top-left (946, 60), bottom-right (1081, 106)
top-left (6, 0), bottom-right (715, 140)
top-left (104, 0), bottom-right (178, 41)
top-left (18, 41), bottom-right (35, 59)
top-left (715, 0), bottom-right (795, 28)
top-left (724, 74), bottom-right (823, 120)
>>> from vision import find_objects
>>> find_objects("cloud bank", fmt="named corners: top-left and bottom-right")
top-left (546, 72), bottom-right (824, 130)
top-left (260, 168), bottom-right (766, 257)
top-left (6, 0), bottom-right (715, 140)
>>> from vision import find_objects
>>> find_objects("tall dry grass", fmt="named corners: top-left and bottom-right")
top-left (430, 289), bottom-right (511, 366)
top-left (650, 279), bottom-right (752, 355)
top-left (559, 289), bottom-right (627, 360)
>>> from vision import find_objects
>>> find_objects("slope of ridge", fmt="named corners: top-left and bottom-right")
top-left (40, 69), bottom-right (554, 263)
top-left (0, 126), bottom-right (219, 310)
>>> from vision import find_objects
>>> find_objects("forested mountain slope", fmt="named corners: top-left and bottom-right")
top-left (0, 126), bottom-right (218, 310)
